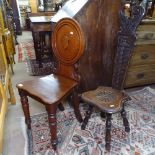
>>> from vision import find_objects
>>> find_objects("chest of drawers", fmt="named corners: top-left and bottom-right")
top-left (124, 19), bottom-right (155, 88)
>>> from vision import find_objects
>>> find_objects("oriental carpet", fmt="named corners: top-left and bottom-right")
top-left (17, 42), bottom-right (53, 76)
top-left (27, 87), bottom-right (155, 155)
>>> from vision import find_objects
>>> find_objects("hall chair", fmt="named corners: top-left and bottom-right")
top-left (16, 18), bottom-right (85, 150)
top-left (80, 1), bottom-right (145, 151)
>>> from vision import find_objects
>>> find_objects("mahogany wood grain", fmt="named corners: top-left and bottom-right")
top-left (74, 0), bottom-right (121, 91)
top-left (51, 0), bottom-right (121, 92)
top-left (17, 18), bottom-right (85, 151)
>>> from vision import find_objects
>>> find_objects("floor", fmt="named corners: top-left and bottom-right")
top-left (3, 31), bottom-right (46, 155)
top-left (2, 31), bottom-right (155, 155)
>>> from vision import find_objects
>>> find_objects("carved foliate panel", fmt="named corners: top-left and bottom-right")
top-left (112, 0), bottom-right (146, 89)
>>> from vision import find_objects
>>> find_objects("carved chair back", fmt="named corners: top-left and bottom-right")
top-left (112, 1), bottom-right (146, 90)
top-left (52, 18), bottom-right (85, 81)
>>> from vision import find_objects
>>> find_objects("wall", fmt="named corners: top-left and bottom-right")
top-left (29, 0), bottom-right (37, 13)
top-left (18, 0), bottom-right (29, 5)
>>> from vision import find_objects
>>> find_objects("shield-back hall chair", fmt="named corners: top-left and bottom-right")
top-left (80, 1), bottom-right (145, 151)
top-left (16, 18), bottom-right (85, 151)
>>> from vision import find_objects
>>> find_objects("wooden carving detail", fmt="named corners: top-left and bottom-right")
top-left (52, 18), bottom-right (85, 81)
top-left (112, 0), bottom-right (146, 90)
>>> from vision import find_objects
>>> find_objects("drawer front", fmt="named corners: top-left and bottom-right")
top-left (130, 44), bottom-right (155, 66)
top-left (124, 65), bottom-right (155, 87)
top-left (136, 31), bottom-right (155, 40)
top-left (137, 24), bottom-right (155, 32)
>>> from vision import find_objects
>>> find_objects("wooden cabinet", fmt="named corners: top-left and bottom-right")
top-left (0, 34), bottom-right (16, 154)
top-left (51, 0), bottom-right (122, 92)
top-left (0, 0), bottom-right (16, 74)
top-left (124, 19), bottom-right (155, 88)
top-left (8, 0), bottom-right (22, 35)
top-left (2, 29), bottom-right (15, 73)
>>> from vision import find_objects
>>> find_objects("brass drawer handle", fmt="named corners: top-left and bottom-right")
top-left (141, 53), bottom-right (149, 59)
top-left (137, 73), bottom-right (144, 79)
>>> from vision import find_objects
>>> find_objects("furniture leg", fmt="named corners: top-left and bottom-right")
top-left (58, 103), bottom-right (65, 111)
top-left (46, 105), bottom-right (57, 151)
top-left (121, 103), bottom-right (130, 132)
top-left (105, 113), bottom-right (112, 151)
top-left (10, 62), bottom-right (14, 74)
top-left (32, 31), bottom-right (42, 67)
top-left (8, 78), bottom-right (16, 105)
top-left (100, 112), bottom-right (106, 118)
top-left (18, 89), bottom-right (31, 129)
top-left (81, 105), bottom-right (93, 130)
top-left (72, 90), bottom-right (83, 123)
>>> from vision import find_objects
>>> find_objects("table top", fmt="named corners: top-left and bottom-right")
top-left (29, 16), bottom-right (52, 23)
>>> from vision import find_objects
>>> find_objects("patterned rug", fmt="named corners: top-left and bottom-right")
top-left (27, 87), bottom-right (155, 155)
top-left (16, 42), bottom-right (53, 76)
top-left (17, 42), bottom-right (35, 63)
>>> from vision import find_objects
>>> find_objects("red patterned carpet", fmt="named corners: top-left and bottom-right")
top-left (27, 87), bottom-right (155, 155)
top-left (16, 42), bottom-right (53, 76)
top-left (17, 42), bottom-right (35, 63)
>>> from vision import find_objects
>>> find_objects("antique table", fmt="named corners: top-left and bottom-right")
top-left (29, 16), bottom-right (53, 67)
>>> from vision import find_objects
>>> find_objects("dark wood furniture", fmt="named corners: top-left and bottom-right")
top-left (51, 0), bottom-right (122, 92)
top-left (80, 1), bottom-right (145, 151)
top-left (16, 18), bottom-right (85, 151)
top-left (29, 15), bottom-right (54, 66)
top-left (124, 18), bottom-right (155, 87)
top-left (8, 0), bottom-right (22, 35)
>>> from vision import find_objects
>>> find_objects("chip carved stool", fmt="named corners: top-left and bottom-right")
top-left (81, 86), bottom-right (130, 151)
top-left (81, 1), bottom-right (145, 151)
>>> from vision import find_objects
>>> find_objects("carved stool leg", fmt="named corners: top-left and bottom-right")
top-left (105, 113), bottom-right (112, 151)
top-left (46, 105), bottom-right (57, 151)
top-left (58, 103), bottom-right (65, 111)
top-left (72, 90), bottom-right (83, 123)
top-left (18, 89), bottom-right (31, 129)
top-left (121, 103), bottom-right (130, 132)
top-left (81, 105), bottom-right (93, 130)
top-left (100, 112), bottom-right (106, 118)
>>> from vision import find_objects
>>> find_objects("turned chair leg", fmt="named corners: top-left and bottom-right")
top-left (105, 113), bottom-right (112, 151)
top-left (81, 105), bottom-right (93, 130)
top-left (72, 90), bottom-right (83, 123)
top-left (58, 103), bottom-right (65, 111)
top-left (121, 103), bottom-right (130, 132)
top-left (18, 89), bottom-right (31, 129)
top-left (46, 105), bottom-right (57, 151)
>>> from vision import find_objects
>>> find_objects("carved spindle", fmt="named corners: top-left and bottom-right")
top-left (46, 106), bottom-right (57, 151)
top-left (121, 104), bottom-right (130, 132)
top-left (105, 113), bottom-right (112, 151)
top-left (81, 105), bottom-right (93, 130)
top-left (18, 89), bottom-right (31, 129)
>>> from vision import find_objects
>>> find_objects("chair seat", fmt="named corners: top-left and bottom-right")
top-left (16, 74), bottom-right (78, 105)
top-left (81, 86), bottom-right (125, 113)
